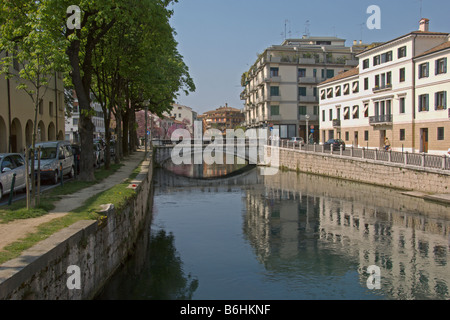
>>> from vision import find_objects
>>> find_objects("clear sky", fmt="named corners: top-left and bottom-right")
top-left (169, 0), bottom-right (450, 115)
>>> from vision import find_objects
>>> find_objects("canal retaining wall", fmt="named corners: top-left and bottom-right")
top-left (0, 154), bottom-right (154, 300)
top-left (267, 146), bottom-right (450, 194)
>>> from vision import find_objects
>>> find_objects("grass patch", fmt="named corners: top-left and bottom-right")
top-left (0, 159), bottom-right (144, 265)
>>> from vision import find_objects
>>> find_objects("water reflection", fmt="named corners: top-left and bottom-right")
top-left (99, 164), bottom-right (450, 300)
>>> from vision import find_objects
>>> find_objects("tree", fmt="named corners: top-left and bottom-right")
top-left (0, 0), bottom-right (67, 208)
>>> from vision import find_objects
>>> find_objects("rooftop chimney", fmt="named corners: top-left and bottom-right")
top-left (419, 18), bottom-right (430, 32)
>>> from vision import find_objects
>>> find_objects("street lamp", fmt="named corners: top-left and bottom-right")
top-left (305, 114), bottom-right (310, 144)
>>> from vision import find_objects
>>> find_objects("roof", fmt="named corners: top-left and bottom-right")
top-left (203, 107), bottom-right (242, 114)
top-left (415, 41), bottom-right (450, 59)
top-left (319, 67), bottom-right (359, 86)
top-left (356, 31), bottom-right (450, 56)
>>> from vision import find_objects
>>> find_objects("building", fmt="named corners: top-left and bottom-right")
top-left (200, 104), bottom-right (245, 132)
top-left (318, 19), bottom-right (450, 155)
top-left (0, 55), bottom-right (65, 153)
top-left (167, 103), bottom-right (198, 135)
top-left (65, 91), bottom-right (105, 143)
top-left (241, 36), bottom-right (369, 141)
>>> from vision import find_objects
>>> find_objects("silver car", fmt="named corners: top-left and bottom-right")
top-left (34, 141), bottom-right (75, 184)
top-left (0, 153), bottom-right (27, 201)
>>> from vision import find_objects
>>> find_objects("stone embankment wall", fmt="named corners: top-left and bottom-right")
top-left (268, 146), bottom-right (450, 194)
top-left (0, 155), bottom-right (154, 300)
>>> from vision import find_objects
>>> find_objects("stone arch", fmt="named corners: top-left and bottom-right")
top-left (37, 121), bottom-right (46, 142)
top-left (25, 120), bottom-right (33, 148)
top-left (57, 130), bottom-right (64, 141)
top-left (0, 116), bottom-right (7, 153)
top-left (48, 122), bottom-right (56, 141)
top-left (10, 118), bottom-right (23, 153)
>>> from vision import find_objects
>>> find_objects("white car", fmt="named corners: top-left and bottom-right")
top-left (0, 153), bottom-right (27, 201)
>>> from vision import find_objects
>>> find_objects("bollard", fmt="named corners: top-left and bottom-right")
top-left (8, 173), bottom-right (16, 206)
top-left (60, 162), bottom-right (64, 187)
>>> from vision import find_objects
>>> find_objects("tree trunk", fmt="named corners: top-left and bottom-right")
top-left (122, 108), bottom-right (129, 157)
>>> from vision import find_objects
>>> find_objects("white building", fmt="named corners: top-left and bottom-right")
top-left (318, 19), bottom-right (450, 154)
top-left (167, 103), bottom-right (198, 134)
top-left (241, 36), bottom-right (368, 141)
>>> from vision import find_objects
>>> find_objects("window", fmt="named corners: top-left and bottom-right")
top-left (363, 59), bottom-right (370, 69)
top-left (343, 107), bottom-right (350, 120)
top-left (49, 102), bottom-right (53, 117)
top-left (39, 100), bottom-right (43, 115)
top-left (381, 51), bottom-right (393, 63)
top-left (399, 68), bottom-right (406, 82)
top-left (364, 130), bottom-right (369, 141)
top-left (73, 118), bottom-right (79, 126)
top-left (313, 106), bottom-right (319, 115)
top-left (419, 62), bottom-right (429, 78)
top-left (298, 68), bottom-right (306, 78)
top-left (352, 81), bottom-right (359, 93)
top-left (271, 105), bottom-right (280, 116)
top-left (270, 86), bottom-right (279, 96)
top-left (322, 110), bottom-right (326, 122)
top-left (435, 91), bottom-right (447, 110)
top-left (364, 104), bottom-right (369, 118)
top-left (399, 97), bottom-right (406, 114)
top-left (326, 69), bottom-right (335, 79)
top-left (352, 105), bottom-right (359, 119)
top-left (373, 55), bottom-right (381, 66)
top-left (345, 131), bottom-right (349, 141)
top-left (364, 78), bottom-right (369, 90)
top-left (343, 83), bottom-right (350, 95)
top-left (335, 86), bottom-right (341, 97)
top-left (320, 90), bottom-right (326, 100)
top-left (400, 129), bottom-right (406, 141)
top-left (418, 94), bottom-right (429, 112)
top-left (329, 109), bottom-right (333, 121)
top-left (298, 106), bottom-right (307, 116)
top-left (270, 68), bottom-right (279, 77)
top-left (436, 58), bottom-right (447, 75)
top-left (298, 87), bottom-right (307, 97)
top-left (398, 46), bottom-right (407, 58)
top-left (437, 127), bottom-right (444, 140)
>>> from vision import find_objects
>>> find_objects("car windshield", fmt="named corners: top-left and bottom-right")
top-left (36, 147), bottom-right (57, 160)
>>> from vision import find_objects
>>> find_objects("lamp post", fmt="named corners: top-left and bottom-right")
top-left (305, 114), bottom-right (310, 144)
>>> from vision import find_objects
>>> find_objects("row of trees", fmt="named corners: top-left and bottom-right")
top-left (0, 0), bottom-right (194, 207)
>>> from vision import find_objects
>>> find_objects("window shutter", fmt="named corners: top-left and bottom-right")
top-left (426, 62), bottom-right (430, 77)
top-left (436, 60), bottom-right (439, 75)
top-left (426, 94), bottom-right (429, 111)
top-left (435, 92), bottom-right (439, 110)
top-left (444, 91), bottom-right (447, 108)
top-left (444, 58), bottom-right (448, 73)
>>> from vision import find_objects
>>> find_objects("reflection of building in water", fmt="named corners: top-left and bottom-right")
top-left (243, 171), bottom-right (450, 299)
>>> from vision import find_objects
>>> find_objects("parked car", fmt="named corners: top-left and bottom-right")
top-left (71, 144), bottom-right (81, 175)
top-left (290, 137), bottom-right (305, 146)
top-left (323, 139), bottom-right (346, 151)
top-left (34, 141), bottom-right (75, 184)
top-left (93, 142), bottom-right (104, 166)
top-left (0, 153), bottom-right (27, 201)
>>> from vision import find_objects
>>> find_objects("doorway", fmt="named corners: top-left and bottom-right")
top-left (354, 131), bottom-right (359, 147)
top-left (420, 128), bottom-right (428, 153)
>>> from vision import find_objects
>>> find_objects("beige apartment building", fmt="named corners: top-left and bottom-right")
top-left (319, 19), bottom-right (450, 155)
top-left (0, 58), bottom-right (65, 154)
top-left (241, 36), bottom-right (368, 141)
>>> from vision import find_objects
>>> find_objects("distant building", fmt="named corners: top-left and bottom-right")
top-left (0, 53), bottom-right (65, 153)
top-left (65, 91), bottom-right (105, 143)
top-left (241, 36), bottom-right (369, 141)
top-left (200, 104), bottom-right (245, 132)
top-left (166, 103), bottom-right (198, 134)
top-left (318, 19), bottom-right (450, 155)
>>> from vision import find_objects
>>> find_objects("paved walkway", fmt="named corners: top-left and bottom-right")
top-left (0, 150), bottom-right (147, 253)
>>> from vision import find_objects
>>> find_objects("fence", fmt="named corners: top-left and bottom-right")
top-left (271, 140), bottom-right (450, 171)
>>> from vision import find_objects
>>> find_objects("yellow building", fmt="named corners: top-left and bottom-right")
top-left (0, 58), bottom-right (65, 153)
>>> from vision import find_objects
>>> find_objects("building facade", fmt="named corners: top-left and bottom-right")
top-left (200, 104), bottom-right (245, 132)
top-left (0, 58), bottom-right (65, 153)
top-left (241, 36), bottom-right (368, 141)
top-left (167, 103), bottom-right (198, 135)
top-left (319, 19), bottom-right (450, 155)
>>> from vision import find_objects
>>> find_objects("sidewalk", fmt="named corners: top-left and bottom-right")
top-left (0, 150), bottom-right (147, 253)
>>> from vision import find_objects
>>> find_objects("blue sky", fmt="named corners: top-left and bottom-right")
top-left (169, 0), bottom-right (450, 114)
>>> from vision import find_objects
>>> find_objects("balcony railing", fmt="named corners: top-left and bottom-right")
top-left (369, 114), bottom-right (393, 125)
top-left (372, 84), bottom-right (392, 93)
top-left (332, 119), bottom-right (341, 127)
top-left (298, 95), bottom-right (319, 103)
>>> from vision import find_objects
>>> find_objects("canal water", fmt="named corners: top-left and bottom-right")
top-left (97, 162), bottom-right (450, 300)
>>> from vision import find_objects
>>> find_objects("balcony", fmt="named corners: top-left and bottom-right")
top-left (372, 84), bottom-right (392, 93)
top-left (264, 76), bottom-right (281, 83)
top-left (298, 77), bottom-right (323, 84)
top-left (332, 119), bottom-right (341, 128)
top-left (369, 114), bottom-right (393, 125)
top-left (298, 95), bottom-right (319, 103)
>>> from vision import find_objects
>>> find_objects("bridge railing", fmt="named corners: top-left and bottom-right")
top-left (270, 140), bottom-right (450, 172)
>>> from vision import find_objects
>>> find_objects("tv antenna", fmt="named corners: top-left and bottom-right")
top-left (304, 20), bottom-right (310, 38)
